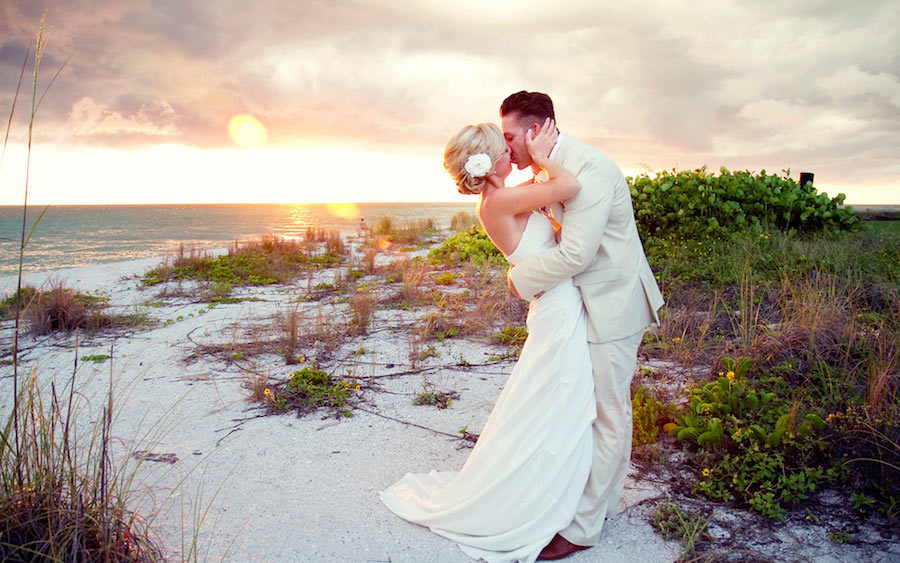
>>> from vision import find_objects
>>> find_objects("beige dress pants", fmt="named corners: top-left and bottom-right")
top-left (559, 329), bottom-right (644, 546)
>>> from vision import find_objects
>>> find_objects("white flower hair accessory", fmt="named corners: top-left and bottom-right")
top-left (464, 153), bottom-right (492, 178)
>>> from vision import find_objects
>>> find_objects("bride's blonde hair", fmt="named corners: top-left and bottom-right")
top-left (444, 123), bottom-right (505, 195)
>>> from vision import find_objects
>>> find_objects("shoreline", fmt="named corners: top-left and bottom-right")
top-left (0, 249), bottom-right (230, 297)
top-left (0, 201), bottom-right (475, 279)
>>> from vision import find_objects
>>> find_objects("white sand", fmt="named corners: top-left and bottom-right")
top-left (0, 248), bottom-right (675, 562)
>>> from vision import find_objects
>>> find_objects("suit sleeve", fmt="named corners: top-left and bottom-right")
top-left (509, 158), bottom-right (613, 300)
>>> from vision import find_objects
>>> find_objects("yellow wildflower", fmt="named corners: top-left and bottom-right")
top-left (264, 388), bottom-right (271, 396)
top-left (355, 384), bottom-right (361, 392)
top-left (300, 356), bottom-right (306, 363)
top-left (702, 468), bottom-right (710, 477)
top-left (827, 413), bottom-right (836, 422)
top-left (726, 371), bottom-right (735, 380)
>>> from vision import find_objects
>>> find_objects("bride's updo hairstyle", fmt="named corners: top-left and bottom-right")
top-left (443, 123), bottom-right (505, 195)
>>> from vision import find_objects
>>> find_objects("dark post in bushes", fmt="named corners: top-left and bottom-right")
top-left (799, 172), bottom-right (814, 187)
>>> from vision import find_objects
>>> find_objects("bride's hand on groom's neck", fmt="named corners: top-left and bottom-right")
top-left (526, 118), bottom-right (557, 165)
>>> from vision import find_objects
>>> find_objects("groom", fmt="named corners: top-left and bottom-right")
top-left (501, 91), bottom-right (664, 560)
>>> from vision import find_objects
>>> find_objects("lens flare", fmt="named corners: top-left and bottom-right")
top-left (228, 114), bottom-right (267, 148)
top-left (325, 203), bottom-right (359, 219)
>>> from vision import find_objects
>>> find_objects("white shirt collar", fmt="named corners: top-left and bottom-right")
top-left (548, 132), bottom-right (565, 161)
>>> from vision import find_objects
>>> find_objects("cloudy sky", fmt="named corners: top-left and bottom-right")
top-left (1, 0), bottom-right (898, 205)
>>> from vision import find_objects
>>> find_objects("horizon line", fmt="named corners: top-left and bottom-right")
top-left (0, 201), bottom-right (474, 207)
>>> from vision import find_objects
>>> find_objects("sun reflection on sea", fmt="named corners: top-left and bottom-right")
top-left (325, 203), bottom-right (360, 220)
top-left (279, 202), bottom-right (367, 239)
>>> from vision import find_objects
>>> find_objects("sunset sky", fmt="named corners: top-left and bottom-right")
top-left (1, 0), bottom-right (898, 205)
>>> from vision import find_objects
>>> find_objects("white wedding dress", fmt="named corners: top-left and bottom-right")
top-left (380, 212), bottom-right (596, 563)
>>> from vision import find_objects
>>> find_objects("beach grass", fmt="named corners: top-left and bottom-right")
top-left (450, 211), bottom-right (479, 231)
top-left (1, 14), bottom-right (171, 559)
top-left (866, 220), bottom-right (900, 236)
top-left (372, 216), bottom-right (438, 244)
top-left (1, 283), bottom-right (150, 335)
top-left (0, 354), bottom-right (160, 560)
top-left (142, 233), bottom-right (348, 296)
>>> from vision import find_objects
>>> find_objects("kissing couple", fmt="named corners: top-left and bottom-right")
top-left (381, 91), bottom-right (664, 562)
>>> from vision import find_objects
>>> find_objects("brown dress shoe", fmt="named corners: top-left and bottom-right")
top-left (537, 533), bottom-right (591, 560)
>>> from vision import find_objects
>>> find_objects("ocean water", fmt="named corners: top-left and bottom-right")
top-left (0, 202), bottom-right (474, 277)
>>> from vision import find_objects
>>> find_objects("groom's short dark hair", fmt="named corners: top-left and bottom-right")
top-left (500, 91), bottom-right (555, 123)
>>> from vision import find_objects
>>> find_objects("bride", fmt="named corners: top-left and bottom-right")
top-left (380, 119), bottom-right (596, 563)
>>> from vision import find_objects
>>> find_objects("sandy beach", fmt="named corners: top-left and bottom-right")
top-left (0, 234), bottom-right (675, 562)
top-left (3, 228), bottom-right (897, 563)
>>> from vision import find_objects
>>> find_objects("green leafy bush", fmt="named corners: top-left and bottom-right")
top-left (667, 357), bottom-right (828, 520)
top-left (493, 325), bottom-right (528, 350)
top-left (630, 167), bottom-right (859, 241)
top-left (432, 272), bottom-right (458, 285)
top-left (268, 367), bottom-right (358, 417)
top-left (142, 236), bottom-right (339, 290)
top-left (428, 226), bottom-right (506, 268)
top-left (632, 386), bottom-right (674, 446)
top-left (0, 287), bottom-right (37, 320)
top-left (413, 390), bottom-right (458, 409)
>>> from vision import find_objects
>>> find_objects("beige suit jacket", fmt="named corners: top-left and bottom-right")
top-left (509, 135), bottom-right (664, 343)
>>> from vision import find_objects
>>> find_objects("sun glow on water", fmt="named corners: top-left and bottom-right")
top-left (325, 202), bottom-right (360, 219)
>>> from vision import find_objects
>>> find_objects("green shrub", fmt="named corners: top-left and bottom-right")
top-left (632, 386), bottom-right (673, 446)
top-left (412, 390), bottom-right (458, 409)
top-left (428, 226), bottom-right (506, 268)
top-left (432, 272), bottom-right (457, 285)
top-left (142, 235), bottom-right (342, 291)
top-left (630, 167), bottom-right (859, 241)
top-left (270, 367), bottom-right (358, 417)
top-left (667, 357), bottom-right (828, 520)
top-left (0, 287), bottom-right (37, 320)
top-left (493, 325), bottom-right (528, 351)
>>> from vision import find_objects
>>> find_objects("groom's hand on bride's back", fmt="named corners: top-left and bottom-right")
top-left (507, 267), bottom-right (522, 300)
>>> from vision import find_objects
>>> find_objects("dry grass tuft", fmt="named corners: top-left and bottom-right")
top-left (245, 371), bottom-right (270, 403)
top-left (374, 216), bottom-right (436, 244)
top-left (362, 245), bottom-right (377, 275)
top-left (450, 211), bottom-right (478, 231)
top-left (18, 284), bottom-right (148, 335)
top-left (28, 285), bottom-right (88, 333)
top-left (282, 306), bottom-right (301, 364)
top-left (401, 260), bottom-right (429, 303)
top-left (348, 289), bottom-right (376, 336)
top-left (1, 360), bottom-right (161, 561)
top-left (304, 226), bottom-right (345, 254)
